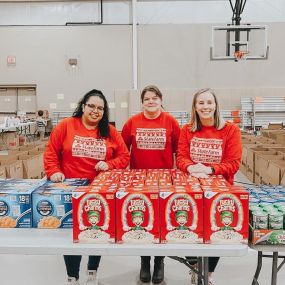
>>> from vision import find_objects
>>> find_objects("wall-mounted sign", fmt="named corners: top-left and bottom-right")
top-left (7, 56), bottom-right (16, 66)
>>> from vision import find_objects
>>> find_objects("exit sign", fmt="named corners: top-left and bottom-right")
top-left (7, 56), bottom-right (16, 66)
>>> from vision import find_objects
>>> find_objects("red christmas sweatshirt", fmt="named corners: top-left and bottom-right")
top-left (176, 122), bottom-right (241, 184)
top-left (121, 112), bottom-right (181, 169)
top-left (44, 117), bottom-right (130, 182)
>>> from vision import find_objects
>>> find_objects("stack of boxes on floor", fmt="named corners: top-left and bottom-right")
top-left (240, 129), bottom-right (285, 186)
top-left (0, 170), bottom-right (249, 245)
top-left (0, 140), bottom-right (47, 180)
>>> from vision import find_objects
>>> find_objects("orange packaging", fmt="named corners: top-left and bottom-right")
top-left (203, 186), bottom-right (249, 244)
top-left (72, 186), bottom-right (116, 243)
top-left (116, 187), bottom-right (160, 244)
top-left (159, 186), bottom-right (204, 244)
top-left (199, 175), bottom-right (230, 187)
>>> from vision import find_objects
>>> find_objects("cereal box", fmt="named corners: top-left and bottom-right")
top-left (203, 186), bottom-right (249, 244)
top-left (116, 187), bottom-right (160, 244)
top-left (0, 179), bottom-right (44, 228)
top-left (160, 186), bottom-right (204, 244)
top-left (72, 186), bottom-right (116, 243)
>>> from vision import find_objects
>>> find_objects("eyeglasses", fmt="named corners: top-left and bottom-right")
top-left (85, 103), bottom-right (104, 112)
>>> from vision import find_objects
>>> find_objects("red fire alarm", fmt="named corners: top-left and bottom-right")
top-left (7, 56), bottom-right (16, 66)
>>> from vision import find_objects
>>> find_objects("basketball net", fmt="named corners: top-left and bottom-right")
top-left (234, 51), bottom-right (249, 61)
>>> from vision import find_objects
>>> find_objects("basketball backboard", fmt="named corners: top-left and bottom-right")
top-left (210, 24), bottom-right (269, 61)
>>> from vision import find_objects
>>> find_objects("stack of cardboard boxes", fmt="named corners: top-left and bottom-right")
top-left (0, 140), bottom-right (47, 179)
top-left (240, 129), bottom-right (285, 185)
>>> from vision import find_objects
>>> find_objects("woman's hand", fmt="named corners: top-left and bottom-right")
top-left (187, 163), bottom-right (212, 175)
top-left (190, 172), bottom-right (209, 179)
top-left (95, 161), bottom-right (109, 171)
top-left (50, 172), bottom-right (65, 182)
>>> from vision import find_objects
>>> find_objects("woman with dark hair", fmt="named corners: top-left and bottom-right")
top-left (121, 85), bottom-right (181, 284)
top-left (44, 89), bottom-right (130, 285)
top-left (177, 88), bottom-right (242, 285)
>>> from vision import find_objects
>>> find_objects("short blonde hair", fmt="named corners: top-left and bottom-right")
top-left (190, 88), bottom-right (225, 132)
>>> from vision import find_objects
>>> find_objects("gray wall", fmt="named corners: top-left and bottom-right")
top-left (0, 23), bottom-right (284, 129)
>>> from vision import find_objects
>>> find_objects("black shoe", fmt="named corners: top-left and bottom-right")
top-left (152, 259), bottom-right (164, 284)
top-left (140, 258), bottom-right (151, 283)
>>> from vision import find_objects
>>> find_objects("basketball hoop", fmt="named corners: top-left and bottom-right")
top-left (234, 51), bottom-right (248, 62)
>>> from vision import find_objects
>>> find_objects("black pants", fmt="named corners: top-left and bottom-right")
top-left (186, 257), bottom-right (219, 273)
top-left (141, 256), bottom-right (164, 263)
top-left (64, 255), bottom-right (101, 280)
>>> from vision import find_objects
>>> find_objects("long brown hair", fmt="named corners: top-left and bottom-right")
top-left (190, 88), bottom-right (225, 132)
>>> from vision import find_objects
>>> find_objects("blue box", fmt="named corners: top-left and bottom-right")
top-left (0, 179), bottom-right (44, 228)
top-left (32, 179), bottom-right (88, 229)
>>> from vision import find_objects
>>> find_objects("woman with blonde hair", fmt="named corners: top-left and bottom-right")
top-left (176, 88), bottom-right (242, 284)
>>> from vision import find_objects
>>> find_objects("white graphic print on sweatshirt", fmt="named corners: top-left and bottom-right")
top-left (135, 128), bottom-right (166, 150)
top-left (190, 137), bottom-right (223, 164)
top-left (72, 135), bottom-right (106, 160)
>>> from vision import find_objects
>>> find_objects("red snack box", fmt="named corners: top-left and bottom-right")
top-left (199, 175), bottom-right (230, 187)
top-left (72, 186), bottom-right (116, 243)
top-left (203, 186), bottom-right (249, 244)
top-left (160, 186), bottom-right (204, 244)
top-left (116, 187), bottom-right (160, 244)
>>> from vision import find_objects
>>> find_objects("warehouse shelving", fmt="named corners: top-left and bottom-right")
top-left (241, 97), bottom-right (285, 130)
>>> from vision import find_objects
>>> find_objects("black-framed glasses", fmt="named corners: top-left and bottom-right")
top-left (85, 103), bottom-right (104, 112)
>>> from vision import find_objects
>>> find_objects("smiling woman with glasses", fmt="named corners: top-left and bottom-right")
top-left (44, 89), bottom-right (130, 285)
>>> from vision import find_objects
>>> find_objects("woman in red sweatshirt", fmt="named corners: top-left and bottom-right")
top-left (177, 88), bottom-right (242, 285)
top-left (121, 85), bottom-right (181, 284)
top-left (44, 89), bottom-right (130, 285)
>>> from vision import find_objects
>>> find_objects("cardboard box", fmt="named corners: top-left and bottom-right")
top-left (246, 149), bottom-right (278, 183)
top-left (261, 130), bottom-right (285, 145)
top-left (2, 132), bottom-right (19, 149)
top-left (268, 123), bottom-right (283, 130)
top-left (1, 160), bottom-right (23, 179)
top-left (19, 144), bottom-right (37, 151)
top-left (0, 166), bottom-right (6, 178)
top-left (203, 186), bottom-right (249, 244)
top-left (72, 186), bottom-right (116, 243)
top-left (263, 159), bottom-right (285, 185)
top-left (256, 154), bottom-right (285, 185)
top-left (27, 150), bottom-right (44, 178)
top-left (159, 186), bottom-right (203, 244)
top-left (18, 154), bottom-right (41, 179)
top-left (0, 179), bottom-right (43, 228)
top-left (251, 229), bottom-right (285, 245)
top-left (116, 187), bottom-right (160, 244)
top-left (31, 179), bottom-right (88, 229)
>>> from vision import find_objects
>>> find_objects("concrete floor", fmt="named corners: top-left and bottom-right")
top-left (1, 172), bottom-right (285, 285)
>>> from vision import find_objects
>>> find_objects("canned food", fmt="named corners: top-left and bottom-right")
top-left (259, 202), bottom-right (273, 208)
top-left (252, 211), bottom-right (268, 230)
top-left (269, 212), bottom-right (284, 230)
top-left (260, 197), bottom-right (277, 204)
top-left (250, 197), bottom-right (260, 204)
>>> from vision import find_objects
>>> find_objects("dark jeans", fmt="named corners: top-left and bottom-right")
top-left (186, 256), bottom-right (219, 273)
top-left (64, 255), bottom-right (101, 280)
top-left (141, 256), bottom-right (164, 263)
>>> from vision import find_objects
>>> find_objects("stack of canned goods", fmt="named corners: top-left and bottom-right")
top-left (248, 186), bottom-right (285, 230)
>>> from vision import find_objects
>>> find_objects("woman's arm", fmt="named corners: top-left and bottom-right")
top-left (106, 127), bottom-right (130, 169)
top-left (176, 125), bottom-right (195, 172)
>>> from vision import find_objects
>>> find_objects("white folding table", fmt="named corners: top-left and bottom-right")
top-left (250, 244), bottom-right (285, 285)
top-left (0, 229), bottom-right (248, 285)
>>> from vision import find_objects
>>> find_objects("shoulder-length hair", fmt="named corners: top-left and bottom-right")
top-left (190, 88), bottom-right (225, 132)
top-left (72, 89), bottom-right (110, 138)
top-left (140, 85), bottom-right (163, 103)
